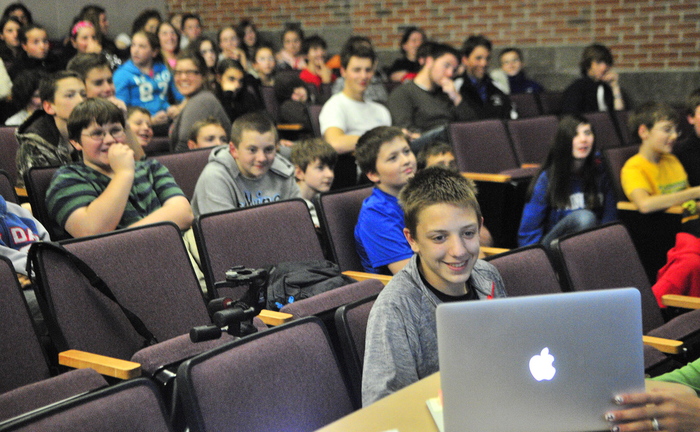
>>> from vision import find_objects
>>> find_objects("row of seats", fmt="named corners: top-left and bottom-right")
top-left (2, 190), bottom-right (699, 429)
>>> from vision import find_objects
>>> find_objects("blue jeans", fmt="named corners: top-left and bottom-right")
top-left (541, 209), bottom-right (597, 248)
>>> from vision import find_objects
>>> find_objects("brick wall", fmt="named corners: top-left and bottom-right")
top-left (168, 0), bottom-right (700, 71)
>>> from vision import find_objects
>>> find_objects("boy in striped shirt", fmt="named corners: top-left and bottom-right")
top-left (46, 98), bottom-right (193, 238)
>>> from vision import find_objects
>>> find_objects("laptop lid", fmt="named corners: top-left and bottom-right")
top-left (436, 288), bottom-right (645, 432)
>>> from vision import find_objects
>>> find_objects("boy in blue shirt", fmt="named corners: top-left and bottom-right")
top-left (354, 126), bottom-right (417, 274)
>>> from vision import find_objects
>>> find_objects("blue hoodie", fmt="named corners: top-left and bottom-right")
top-left (113, 60), bottom-right (183, 115)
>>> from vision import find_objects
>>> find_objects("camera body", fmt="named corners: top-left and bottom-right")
top-left (190, 265), bottom-right (269, 343)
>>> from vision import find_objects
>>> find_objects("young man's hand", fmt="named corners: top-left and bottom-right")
top-left (108, 143), bottom-right (135, 175)
top-left (440, 77), bottom-right (462, 105)
top-left (602, 69), bottom-right (620, 87)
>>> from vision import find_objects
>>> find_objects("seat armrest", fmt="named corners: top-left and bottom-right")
top-left (521, 163), bottom-right (540, 169)
top-left (276, 124), bottom-right (303, 131)
top-left (617, 201), bottom-right (684, 214)
top-left (257, 309), bottom-right (294, 326)
top-left (642, 335), bottom-right (684, 355)
top-left (342, 270), bottom-right (392, 285)
top-left (461, 172), bottom-right (512, 183)
top-left (481, 246), bottom-right (509, 257)
top-left (15, 187), bottom-right (27, 197)
top-left (661, 294), bottom-right (700, 309)
top-left (59, 349), bottom-right (141, 380)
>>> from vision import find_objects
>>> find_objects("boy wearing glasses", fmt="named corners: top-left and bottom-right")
top-left (46, 98), bottom-right (193, 238)
top-left (621, 101), bottom-right (700, 213)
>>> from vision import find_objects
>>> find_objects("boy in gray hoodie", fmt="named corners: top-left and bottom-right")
top-left (191, 112), bottom-right (300, 216)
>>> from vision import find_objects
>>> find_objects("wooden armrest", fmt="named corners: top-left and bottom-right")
top-left (642, 335), bottom-right (684, 355)
top-left (521, 163), bottom-right (540, 169)
top-left (257, 309), bottom-right (293, 326)
top-left (342, 270), bottom-right (392, 286)
top-left (481, 246), bottom-right (509, 257)
top-left (617, 201), bottom-right (684, 215)
top-left (15, 187), bottom-right (27, 197)
top-left (59, 349), bottom-right (141, 380)
top-left (461, 172), bottom-right (512, 183)
top-left (661, 294), bottom-right (700, 309)
top-left (277, 123), bottom-right (303, 131)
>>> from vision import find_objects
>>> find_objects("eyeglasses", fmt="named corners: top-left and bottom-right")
top-left (174, 69), bottom-right (201, 77)
top-left (82, 126), bottom-right (126, 143)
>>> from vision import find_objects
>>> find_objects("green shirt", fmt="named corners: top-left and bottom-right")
top-left (46, 159), bottom-right (185, 231)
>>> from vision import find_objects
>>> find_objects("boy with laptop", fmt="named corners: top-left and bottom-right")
top-left (361, 165), bottom-right (506, 406)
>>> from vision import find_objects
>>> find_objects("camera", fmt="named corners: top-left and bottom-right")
top-left (189, 265), bottom-right (268, 343)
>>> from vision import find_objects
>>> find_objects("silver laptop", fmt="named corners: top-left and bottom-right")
top-left (436, 288), bottom-right (645, 432)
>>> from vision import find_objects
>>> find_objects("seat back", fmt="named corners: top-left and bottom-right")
top-left (603, 145), bottom-right (638, 201)
top-left (0, 127), bottom-right (18, 185)
top-left (0, 169), bottom-right (18, 203)
top-left (259, 86), bottom-right (279, 122)
top-left (550, 222), bottom-right (664, 333)
top-left (615, 110), bottom-right (632, 146)
top-left (0, 256), bottom-right (51, 393)
top-left (539, 91), bottom-right (562, 115)
top-left (152, 148), bottom-right (211, 200)
top-left (177, 317), bottom-right (353, 432)
top-left (449, 120), bottom-right (521, 173)
top-left (24, 166), bottom-right (65, 240)
top-left (280, 278), bottom-right (383, 319)
top-left (0, 378), bottom-right (172, 432)
top-left (307, 104), bottom-right (323, 137)
top-left (194, 199), bottom-right (325, 293)
top-left (485, 245), bottom-right (562, 297)
top-left (506, 115), bottom-right (559, 165)
top-left (31, 223), bottom-right (209, 361)
top-left (586, 111), bottom-right (623, 149)
top-left (316, 185), bottom-right (373, 271)
top-left (143, 136), bottom-right (171, 156)
top-left (334, 294), bottom-right (378, 407)
top-left (510, 93), bottom-right (542, 118)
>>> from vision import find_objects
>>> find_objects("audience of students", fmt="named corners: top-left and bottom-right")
top-left (362, 164), bottom-right (506, 406)
top-left (217, 25), bottom-right (248, 70)
top-left (387, 26), bottom-right (424, 83)
top-left (275, 24), bottom-right (305, 71)
top-left (170, 51), bottom-right (230, 152)
top-left (5, 69), bottom-right (42, 126)
top-left (455, 34), bottom-right (512, 120)
top-left (518, 114), bottom-right (617, 247)
top-left (489, 47), bottom-right (544, 95)
top-left (186, 117), bottom-right (228, 150)
top-left (5, 8), bottom-right (700, 428)
top-left (157, 21), bottom-right (180, 70)
top-left (180, 13), bottom-right (202, 50)
top-left (621, 102), bottom-right (700, 214)
top-left (216, 58), bottom-right (264, 123)
top-left (45, 97), bottom-right (193, 238)
top-left (191, 111), bottom-right (299, 215)
top-left (15, 70), bottom-right (86, 187)
top-left (237, 19), bottom-right (258, 62)
top-left (387, 42), bottom-right (471, 140)
top-left (113, 30), bottom-right (182, 126)
top-left (299, 35), bottom-right (335, 90)
top-left (354, 126), bottom-right (418, 275)
top-left (248, 44), bottom-right (276, 87)
top-left (126, 106), bottom-right (153, 147)
top-left (673, 89), bottom-right (700, 187)
top-left (561, 43), bottom-right (625, 115)
top-left (290, 137), bottom-right (337, 227)
top-left (0, 16), bottom-right (22, 70)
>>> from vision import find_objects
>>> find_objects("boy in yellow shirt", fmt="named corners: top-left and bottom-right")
top-left (621, 102), bottom-right (700, 214)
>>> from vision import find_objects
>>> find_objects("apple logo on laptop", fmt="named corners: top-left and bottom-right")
top-left (529, 347), bottom-right (556, 381)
